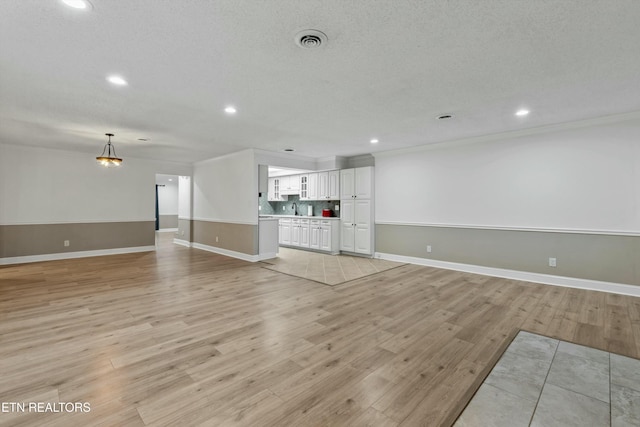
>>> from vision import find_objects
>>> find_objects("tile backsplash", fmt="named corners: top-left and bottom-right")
top-left (259, 194), bottom-right (340, 218)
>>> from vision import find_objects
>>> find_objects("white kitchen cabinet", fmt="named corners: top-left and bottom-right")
top-left (300, 220), bottom-right (310, 248)
top-left (279, 218), bottom-right (291, 245)
top-left (340, 167), bottom-right (372, 199)
top-left (354, 224), bottom-right (371, 254)
top-left (340, 184), bottom-right (372, 255)
top-left (300, 173), bottom-right (318, 200)
top-left (340, 220), bottom-right (355, 252)
top-left (341, 198), bottom-right (372, 225)
top-left (279, 217), bottom-right (339, 254)
top-left (299, 175), bottom-right (309, 200)
top-left (317, 170), bottom-right (340, 200)
top-left (310, 220), bottom-right (321, 249)
top-left (320, 223), bottom-right (332, 251)
top-left (308, 173), bottom-right (318, 200)
top-left (340, 199), bottom-right (354, 225)
top-left (318, 172), bottom-right (328, 199)
top-left (327, 170), bottom-right (340, 199)
top-left (268, 177), bottom-right (288, 201)
top-left (290, 175), bottom-right (300, 192)
top-left (340, 168), bottom-right (355, 200)
top-left (354, 199), bottom-right (372, 225)
top-left (280, 175), bottom-right (300, 195)
top-left (290, 218), bottom-right (301, 245)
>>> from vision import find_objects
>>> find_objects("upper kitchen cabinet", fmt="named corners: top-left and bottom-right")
top-left (340, 166), bottom-right (373, 199)
top-left (318, 170), bottom-right (340, 200)
top-left (299, 173), bottom-right (321, 201)
top-left (308, 173), bottom-right (318, 200)
top-left (299, 174), bottom-right (309, 200)
top-left (327, 170), bottom-right (340, 199)
top-left (268, 177), bottom-right (288, 201)
top-left (279, 175), bottom-right (300, 195)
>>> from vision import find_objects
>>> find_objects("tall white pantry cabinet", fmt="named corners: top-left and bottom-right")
top-left (340, 166), bottom-right (374, 255)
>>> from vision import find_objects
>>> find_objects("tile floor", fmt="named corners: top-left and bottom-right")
top-left (455, 331), bottom-right (640, 427)
top-left (261, 247), bottom-right (404, 285)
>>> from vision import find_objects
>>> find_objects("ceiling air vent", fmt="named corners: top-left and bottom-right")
top-left (295, 30), bottom-right (328, 49)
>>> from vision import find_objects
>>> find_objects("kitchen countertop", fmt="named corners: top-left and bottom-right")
top-left (259, 215), bottom-right (340, 220)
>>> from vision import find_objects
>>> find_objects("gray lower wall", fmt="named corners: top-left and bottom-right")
top-left (159, 215), bottom-right (178, 229)
top-left (0, 221), bottom-right (156, 258)
top-left (192, 220), bottom-right (258, 255)
top-left (177, 218), bottom-right (191, 241)
top-left (376, 224), bottom-right (640, 286)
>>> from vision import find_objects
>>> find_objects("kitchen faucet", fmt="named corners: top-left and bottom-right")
top-left (292, 202), bottom-right (297, 215)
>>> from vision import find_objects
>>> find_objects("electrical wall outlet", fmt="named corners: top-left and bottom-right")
top-left (181, 230), bottom-right (185, 236)
top-left (282, 206), bottom-right (285, 211)
top-left (548, 257), bottom-right (557, 267)
top-left (427, 245), bottom-right (432, 253)
top-left (63, 240), bottom-right (70, 247)
top-left (216, 236), bottom-right (219, 242)
top-left (335, 205), bottom-right (340, 211)
top-left (258, 205), bottom-right (261, 211)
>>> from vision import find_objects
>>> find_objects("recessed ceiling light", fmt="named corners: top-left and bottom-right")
top-left (137, 138), bottom-right (149, 141)
top-left (515, 109), bottom-right (530, 117)
top-left (107, 75), bottom-right (127, 86)
top-left (437, 114), bottom-right (453, 120)
top-left (61, 0), bottom-right (88, 9)
top-left (284, 148), bottom-right (294, 152)
top-left (224, 106), bottom-right (237, 114)
top-left (168, 179), bottom-right (173, 182)
top-left (370, 139), bottom-right (379, 144)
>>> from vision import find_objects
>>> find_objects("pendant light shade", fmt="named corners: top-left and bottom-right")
top-left (96, 133), bottom-right (123, 167)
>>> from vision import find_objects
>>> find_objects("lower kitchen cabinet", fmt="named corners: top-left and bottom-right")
top-left (291, 219), bottom-right (301, 246)
top-left (310, 223), bottom-right (321, 249)
top-left (279, 218), bottom-right (291, 245)
top-left (279, 218), bottom-right (339, 254)
top-left (320, 225), bottom-right (333, 252)
top-left (300, 222), bottom-right (310, 247)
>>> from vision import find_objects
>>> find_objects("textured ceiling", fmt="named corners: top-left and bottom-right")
top-left (1, 1), bottom-right (640, 163)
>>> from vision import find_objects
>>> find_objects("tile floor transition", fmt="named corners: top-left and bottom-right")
top-left (261, 247), bottom-right (404, 285)
top-left (455, 331), bottom-right (640, 427)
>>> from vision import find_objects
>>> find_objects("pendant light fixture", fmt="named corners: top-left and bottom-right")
top-left (96, 133), bottom-right (123, 167)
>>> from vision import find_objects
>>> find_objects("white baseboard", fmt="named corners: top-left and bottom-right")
top-left (256, 252), bottom-right (278, 261)
top-left (0, 246), bottom-right (156, 266)
top-left (173, 239), bottom-right (192, 248)
top-left (375, 252), bottom-right (640, 297)
top-left (158, 228), bottom-right (178, 232)
top-left (192, 242), bottom-right (264, 262)
top-left (174, 240), bottom-right (276, 261)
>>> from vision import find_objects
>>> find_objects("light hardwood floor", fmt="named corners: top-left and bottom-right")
top-left (0, 234), bottom-right (638, 426)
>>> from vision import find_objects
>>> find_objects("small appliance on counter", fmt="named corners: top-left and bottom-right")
top-left (322, 209), bottom-right (333, 217)
top-left (307, 205), bottom-right (313, 216)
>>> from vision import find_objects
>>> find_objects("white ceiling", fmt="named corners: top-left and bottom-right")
top-left (155, 173), bottom-right (177, 186)
top-left (1, 1), bottom-right (640, 164)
